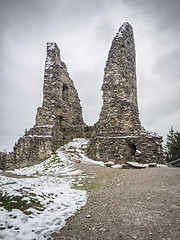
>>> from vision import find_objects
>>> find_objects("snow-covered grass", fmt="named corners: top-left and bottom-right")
top-left (0, 138), bottom-right (104, 240)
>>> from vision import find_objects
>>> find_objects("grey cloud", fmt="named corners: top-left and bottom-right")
top-left (153, 48), bottom-right (180, 84)
top-left (0, 0), bottom-right (180, 151)
top-left (125, 0), bottom-right (180, 30)
top-left (149, 48), bottom-right (180, 120)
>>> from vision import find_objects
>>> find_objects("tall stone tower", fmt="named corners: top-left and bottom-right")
top-left (90, 22), bottom-right (164, 164)
top-left (34, 42), bottom-right (85, 145)
top-left (96, 22), bottom-right (141, 136)
top-left (0, 43), bottom-right (85, 169)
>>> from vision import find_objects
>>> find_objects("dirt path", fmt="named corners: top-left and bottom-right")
top-left (52, 165), bottom-right (180, 240)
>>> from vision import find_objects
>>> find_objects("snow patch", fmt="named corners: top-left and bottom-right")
top-left (116, 22), bottom-right (129, 38)
top-left (3, 138), bottom-right (163, 239)
top-left (112, 164), bottom-right (123, 169)
top-left (47, 42), bottom-right (55, 51)
top-left (136, 149), bottom-right (141, 154)
top-left (64, 138), bottom-right (105, 166)
top-left (45, 57), bottom-right (54, 69)
top-left (96, 136), bottom-right (139, 139)
top-left (25, 135), bottom-right (52, 138)
top-left (0, 139), bottom-right (88, 240)
top-left (36, 124), bottom-right (54, 128)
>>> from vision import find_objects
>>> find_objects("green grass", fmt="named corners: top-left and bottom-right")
top-left (0, 192), bottom-right (29, 211)
top-left (72, 171), bottom-right (117, 192)
top-left (0, 192), bottom-right (44, 213)
top-left (72, 176), bottom-right (101, 191)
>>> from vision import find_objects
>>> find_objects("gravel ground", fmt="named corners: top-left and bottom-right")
top-left (52, 165), bottom-right (180, 240)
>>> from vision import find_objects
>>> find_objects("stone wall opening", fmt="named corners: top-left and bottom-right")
top-left (62, 84), bottom-right (68, 101)
top-left (129, 143), bottom-right (136, 156)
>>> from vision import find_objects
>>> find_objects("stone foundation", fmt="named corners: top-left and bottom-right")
top-left (89, 134), bottom-right (164, 164)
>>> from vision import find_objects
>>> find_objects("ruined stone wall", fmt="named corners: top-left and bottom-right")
top-left (35, 42), bottom-right (85, 144)
top-left (89, 134), bottom-right (163, 164)
top-left (0, 42), bottom-right (85, 170)
top-left (91, 22), bottom-right (164, 164)
top-left (0, 24), bottom-right (165, 169)
top-left (96, 23), bottom-right (141, 136)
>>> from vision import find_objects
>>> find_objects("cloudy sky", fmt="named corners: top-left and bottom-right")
top-left (0, 0), bottom-right (180, 151)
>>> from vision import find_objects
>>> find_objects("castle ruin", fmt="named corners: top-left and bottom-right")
top-left (0, 23), bottom-right (164, 169)
top-left (89, 23), bottom-right (164, 164)
top-left (0, 43), bottom-right (86, 169)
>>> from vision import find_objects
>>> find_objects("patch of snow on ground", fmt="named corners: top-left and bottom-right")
top-left (112, 164), bottom-right (123, 169)
top-left (0, 138), bottom-right (167, 239)
top-left (64, 138), bottom-right (105, 166)
top-left (0, 138), bottom-right (91, 240)
top-left (157, 164), bottom-right (168, 168)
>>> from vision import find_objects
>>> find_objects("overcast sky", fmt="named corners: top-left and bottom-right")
top-left (0, 0), bottom-right (180, 151)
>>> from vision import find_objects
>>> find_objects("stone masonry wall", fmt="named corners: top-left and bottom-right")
top-left (90, 22), bottom-right (164, 164)
top-left (89, 134), bottom-right (163, 164)
top-left (95, 23), bottom-right (141, 136)
top-left (0, 24), bottom-right (165, 169)
top-left (0, 43), bottom-right (85, 170)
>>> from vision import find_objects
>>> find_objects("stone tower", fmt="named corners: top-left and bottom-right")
top-left (96, 22), bottom-right (141, 136)
top-left (34, 42), bottom-right (85, 144)
top-left (0, 43), bottom-right (85, 169)
top-left (90, 22), bottom-right (164, 164)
